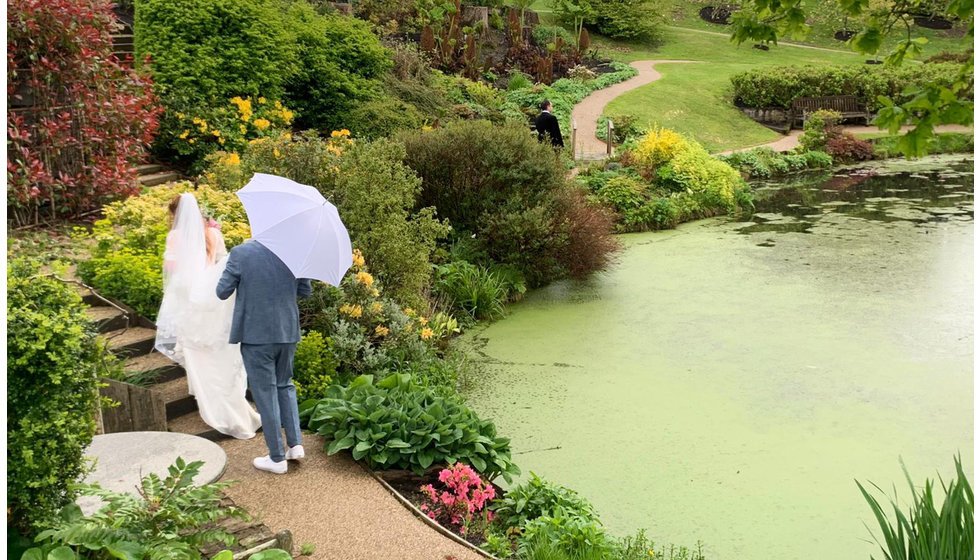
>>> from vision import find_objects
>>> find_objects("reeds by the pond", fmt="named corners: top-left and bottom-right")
top-left (857, 455), bottom-right (973, 560)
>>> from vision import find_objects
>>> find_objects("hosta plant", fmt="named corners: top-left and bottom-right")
top-left (299, 373), bottom-right (520, 481)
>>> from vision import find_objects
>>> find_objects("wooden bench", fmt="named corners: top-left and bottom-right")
top-left (791, 95), bottom-right (871, 128)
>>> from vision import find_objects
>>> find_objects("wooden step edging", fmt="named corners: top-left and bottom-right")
top-left (360, 463), bottom-right (501, 560)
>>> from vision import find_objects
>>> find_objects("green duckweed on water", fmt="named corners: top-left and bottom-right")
top-left (460, 154), bottom-right (974, 560)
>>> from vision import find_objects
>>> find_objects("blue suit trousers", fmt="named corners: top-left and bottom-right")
top-left (241, 343), bottom-right (302, 462)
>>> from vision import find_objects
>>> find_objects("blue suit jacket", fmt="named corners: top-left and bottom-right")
top-left (216, 240), bottom-right (312, 344)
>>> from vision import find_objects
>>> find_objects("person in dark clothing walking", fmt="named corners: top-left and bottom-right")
top-left (535, 99), bottom-right (564, 148)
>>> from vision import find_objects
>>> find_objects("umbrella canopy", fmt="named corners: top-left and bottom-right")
top-left (236, 173), bottom-right (353, 286)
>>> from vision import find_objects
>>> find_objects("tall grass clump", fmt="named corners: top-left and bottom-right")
top-left (856, 455), bottom-right (973, 560)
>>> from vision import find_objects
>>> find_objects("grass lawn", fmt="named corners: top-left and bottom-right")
top-left (663, 0), bottom-right (972, 55)
top-left (593, 27), bottom-right (875, 152)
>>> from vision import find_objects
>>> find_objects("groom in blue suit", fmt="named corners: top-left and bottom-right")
top-left (217, 240), bottom-right (312, 474)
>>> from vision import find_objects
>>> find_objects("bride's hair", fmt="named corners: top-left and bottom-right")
top-left (168, 194), bottom-right (183, 227)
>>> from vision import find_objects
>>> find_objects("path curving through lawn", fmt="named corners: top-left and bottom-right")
top-left (571, 60), bottom-right (694, 159)
top-left (573, 58), bottom-right (973, 159)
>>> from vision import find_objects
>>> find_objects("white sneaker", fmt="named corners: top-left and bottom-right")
top-left (253, 456), bottom-right (287, 474)
top-left (285, 445), bottom-right (305, 461)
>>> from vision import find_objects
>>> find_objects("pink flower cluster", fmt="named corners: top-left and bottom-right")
top-left (419, 463), bottom-right (496, 536)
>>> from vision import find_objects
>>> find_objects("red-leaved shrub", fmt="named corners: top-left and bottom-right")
top-left (557, 188), bottom-right (620, 278)
top-left (825, 132), bottom-right (875, 162)
top-left (7, 0), bottom-right (162, 225)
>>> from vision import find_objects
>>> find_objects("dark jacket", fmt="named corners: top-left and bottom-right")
top-left (535, 111), bottom-right (564, 147)
top-left (216, 240), bottom-right (312, 344)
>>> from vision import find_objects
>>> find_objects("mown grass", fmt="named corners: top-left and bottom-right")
top-left (663, 0), bottom-right (972, 55)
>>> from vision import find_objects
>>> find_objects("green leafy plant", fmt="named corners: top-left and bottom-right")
top-left (299, 373), bottom-right (520, 481)
top-left (800, 110), bottom-right (841, 152)
top-left (718, 147), bottom-right (832, 178)
top-left (617, 529), bottom-right (706, 560)
top-left (519, 511), bottom-right (611, 558)
top-left (280, 2), bottom-right (391, 133)
top-left (856, 456), bottom-right (973, 560)
top-left (7, 259), bottom-right (103, 534)
top-left (493, 471), bottom-right (600, 531)
top-left (533, 25), bottom-right (576, 48)
top-left (346, 96), bottom-right (427, 140)
top-left (294, 331), bottom-right (338, 403)
top-left (136, 0), bottom-right (389, 168)
top-left (434, 261), bottom-right (508, 322)
top-left (23, 457), bottom-right (245, 559)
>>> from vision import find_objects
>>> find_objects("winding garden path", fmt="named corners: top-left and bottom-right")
top-left (572, 60), bottom-right (695, 159)
top-left (218, 434), bottom-right (485, 560)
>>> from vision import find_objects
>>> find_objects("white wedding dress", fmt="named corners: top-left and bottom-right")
top-left (155, 193), bottom-right (261, 439)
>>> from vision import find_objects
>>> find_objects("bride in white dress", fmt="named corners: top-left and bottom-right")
top-left (154, 193), bottom-right (261, 439)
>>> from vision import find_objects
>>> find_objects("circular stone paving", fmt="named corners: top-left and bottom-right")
top-left (78, 431), bottom-right (227, 515)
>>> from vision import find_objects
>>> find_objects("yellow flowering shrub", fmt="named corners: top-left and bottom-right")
top-left (164, 95), bottom-right (297, 174)
top-left (631, 127), bottom-right (685, 172)
top-left (298, 249), bottom-right (454, 386)
top-left (356, 271), bottom-right (374, 287)
top-left (665, 141), bottom-right (747, 217)
top-left (580, 126), bottom-right (752, 232)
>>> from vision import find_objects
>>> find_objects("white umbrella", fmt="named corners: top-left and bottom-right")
top-left (236, 173), bottom-right (353, 286)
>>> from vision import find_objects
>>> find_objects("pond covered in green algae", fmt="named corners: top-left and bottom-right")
top-left (460, 154), bottom-right (974, 560)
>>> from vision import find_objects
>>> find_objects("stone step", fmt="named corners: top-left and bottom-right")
top-left (77, 287), bottom-right (107, 307)
top-left (137, 163), bottom-right (164, 175)
top-left (154, 376), bottom-right (198, 420)
top-left (85, 306), bottom-right (130, 333)
top-left (139, 171), bottom-right (181, 187)
top-left (167, 411), bottom-right (231, 442)
top-left (125, 351), bottom-right (185, 384)
top-left (106, 326), bottom-right (157, 358)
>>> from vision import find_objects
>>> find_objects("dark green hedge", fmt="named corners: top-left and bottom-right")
top-left (730, 63), bottom-right (966, 110)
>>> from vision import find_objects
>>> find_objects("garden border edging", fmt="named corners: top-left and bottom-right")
top-left (359, 463), bottom-right (502, 560)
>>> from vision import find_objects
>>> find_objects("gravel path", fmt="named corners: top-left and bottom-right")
top-left (219, 434), bottom-right (484, 560)
top-left (571, 60), bottom-right (695, 158)
top-left (716, 124), bottom-right (974, 155)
